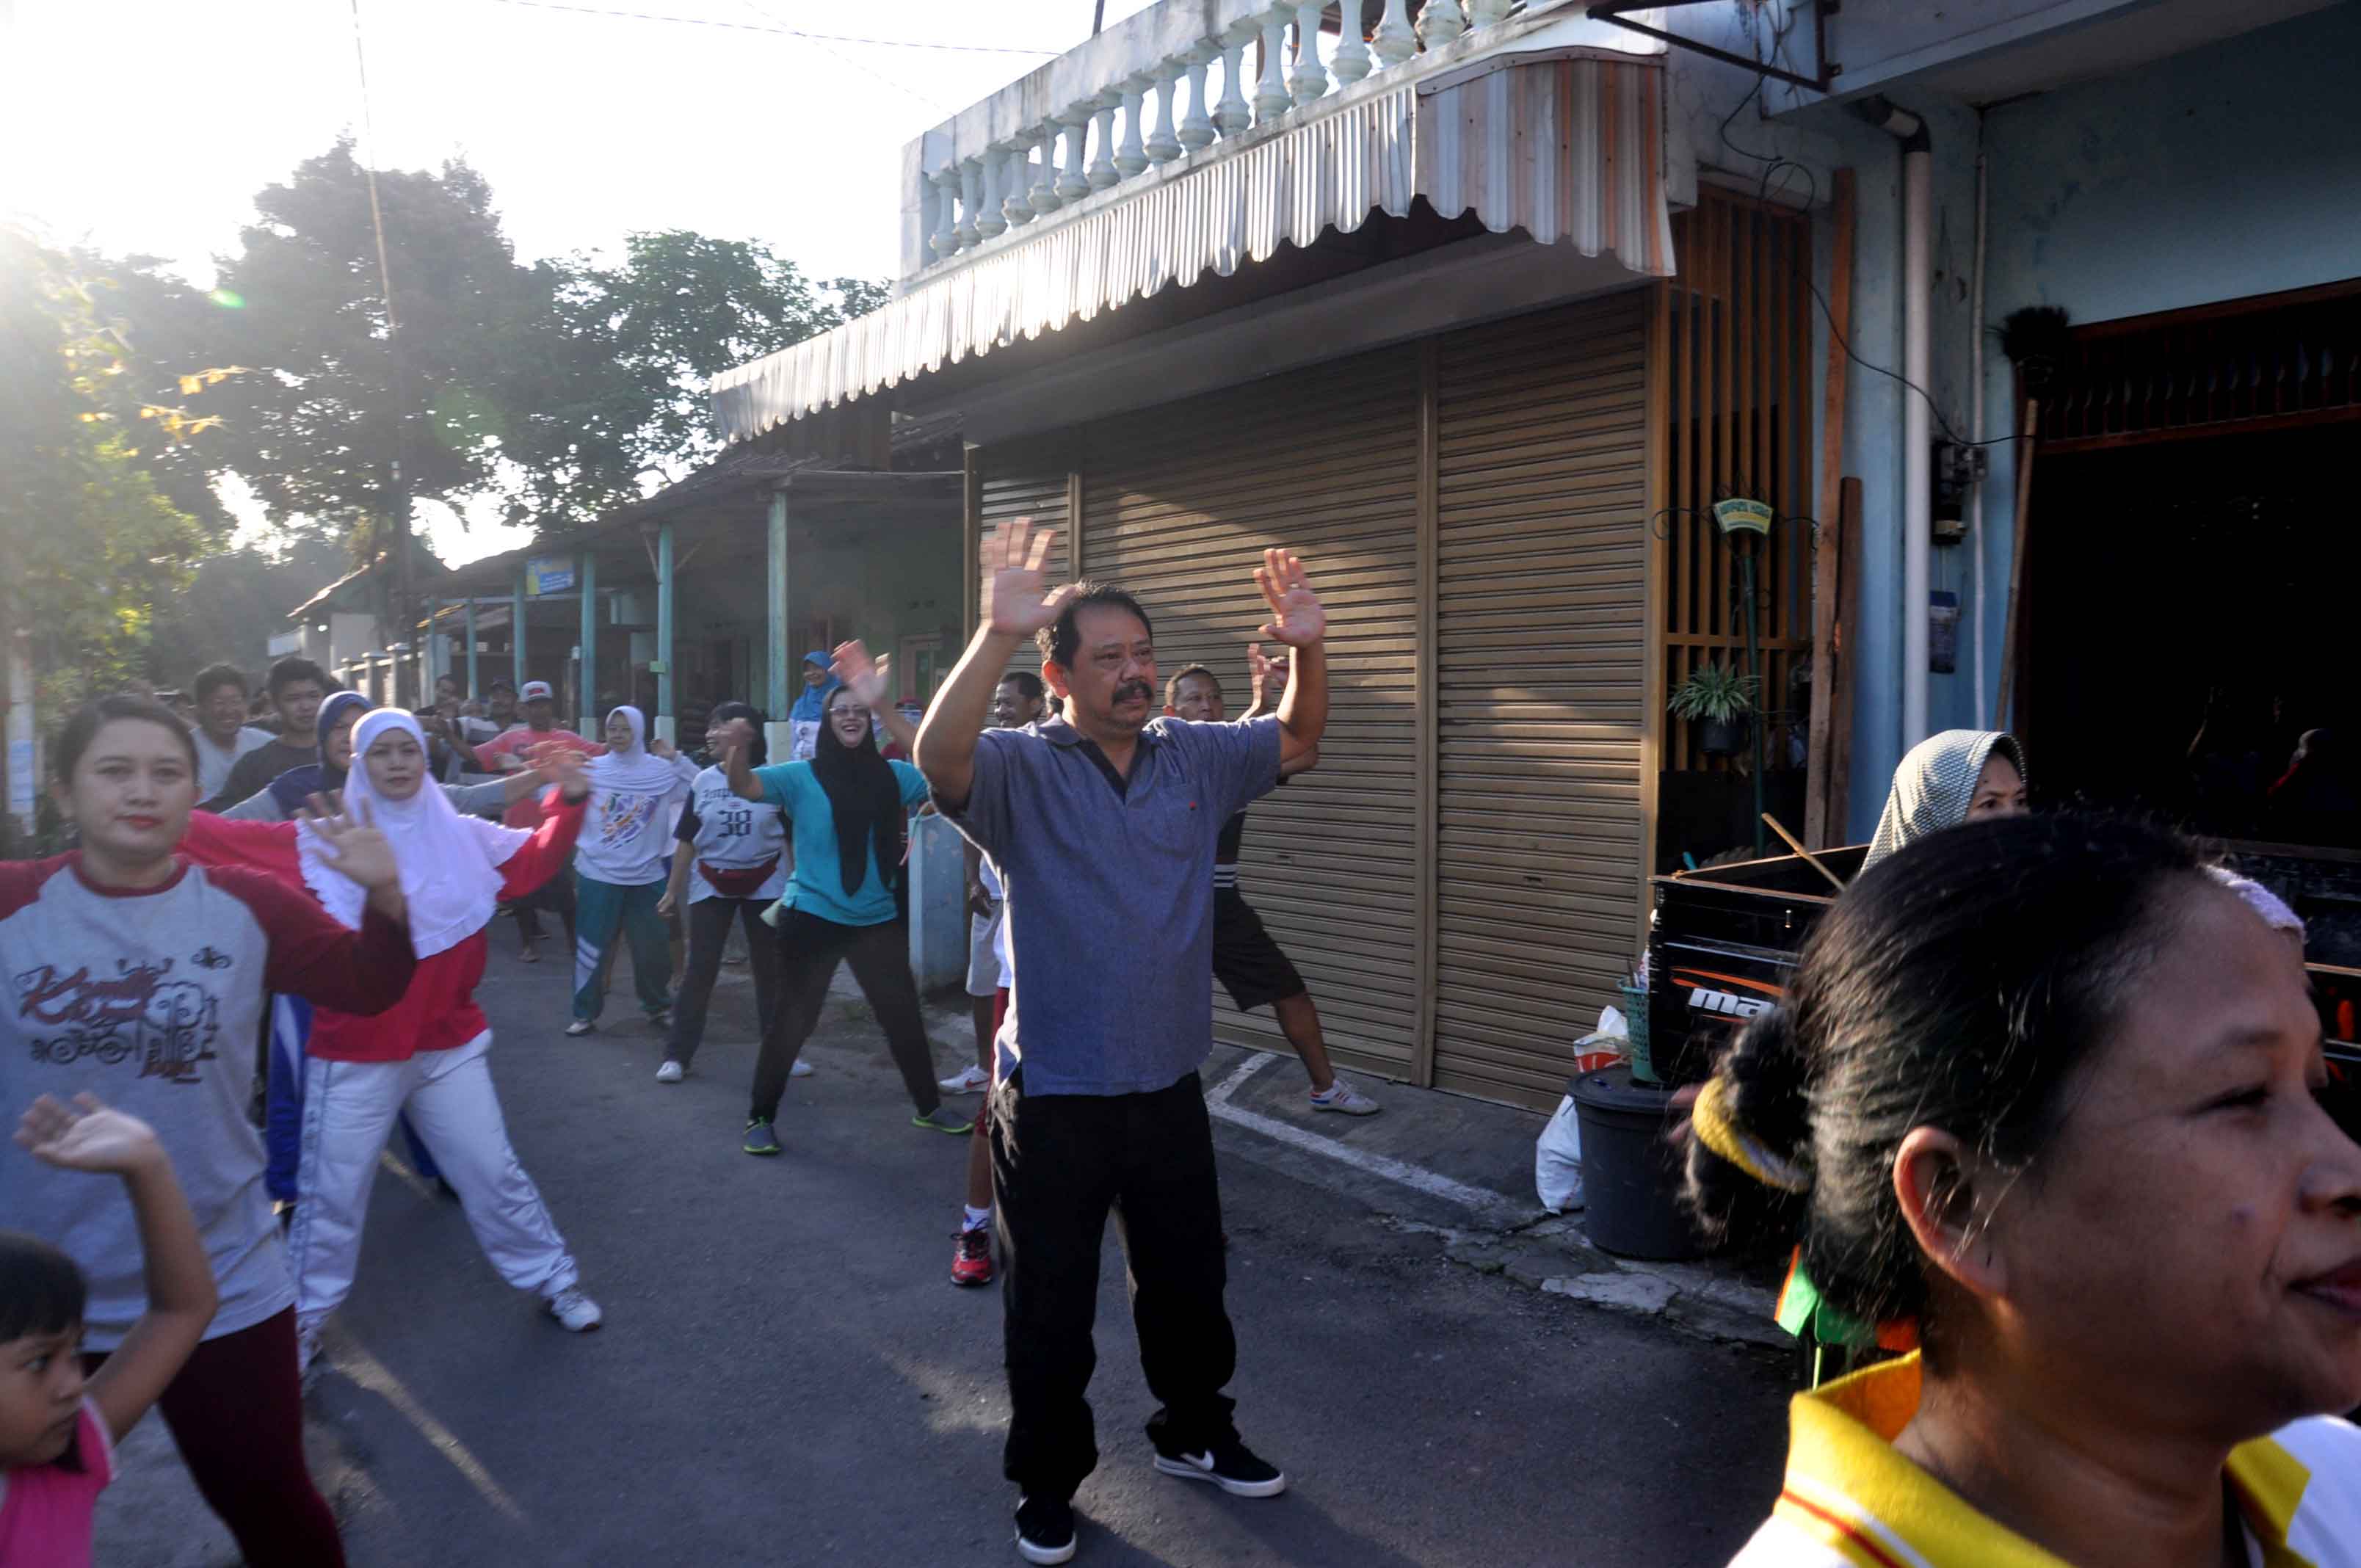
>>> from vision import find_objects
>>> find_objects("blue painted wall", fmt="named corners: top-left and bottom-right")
top-left (1850, 3), bottom-right (2361, 832)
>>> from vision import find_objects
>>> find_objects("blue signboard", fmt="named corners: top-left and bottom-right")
top-left (527, 555), bottom-right (575, 595)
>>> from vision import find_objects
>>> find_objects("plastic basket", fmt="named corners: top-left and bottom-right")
top-left (1618, 979), bottom-right (1656, 1085)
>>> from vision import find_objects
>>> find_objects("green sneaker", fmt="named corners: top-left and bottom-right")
top-left (912, 1107), bottom-right (973, 1136)
top-left (742, 1118), bottom-right (782, 1156)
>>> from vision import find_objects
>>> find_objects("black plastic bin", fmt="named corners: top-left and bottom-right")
top-left (1570, 1065), bottom-right (1703, 1261)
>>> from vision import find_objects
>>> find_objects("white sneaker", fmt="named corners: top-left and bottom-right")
top-left (939, 1062), bottom-right (990, 1095)
top-left (791, 1059), bottom-right (815, 1078)
top-left (655, 1060), bottom-right (684, 1084)
top-left (565, 1020), bottom-right (595, 1037)
top-left (544, 1286), bottom-right (603, 1332)
top-left (1309, 1079), bottom-right (1382, 1116)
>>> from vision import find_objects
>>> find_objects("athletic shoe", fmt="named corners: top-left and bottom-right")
top-left (517, 943), bottom-right (540, 964)
top-left (543, 1286), bottom-right (603, 1332)
top-left (1152, 1438), bottom-right (1287, 1498)
top-left (565, 1020), bottom-right (595, 1037)
top-left (743, 1118), bottom-right (782, 1156)
top-left (913, 1107), bottom-right (974, 1136)
top-left (952, 1227), bottom-right (994, 1288)
top-left (939, 1062), bottom-right (990, 1095)
top-left (791, 1059), bottom-right (816, 1078)
top-left (1013, 1496), bottom-right (1076, 1565)
top-left (655, 1060), bottom-right (684, 1084)
top-left (1309, 1079), bottom-right (1382, 1116)
top-left (649, 1009), bottom-right (671, 1030)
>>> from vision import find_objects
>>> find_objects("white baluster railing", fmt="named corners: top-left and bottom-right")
top-left (1288, 3), bottom-right (1328, 106)
top-left (907, 0), bottom-right (1530, 275)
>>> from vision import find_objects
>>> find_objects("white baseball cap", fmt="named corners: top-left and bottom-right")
top-left (519, 680), bottom-right (555, 702)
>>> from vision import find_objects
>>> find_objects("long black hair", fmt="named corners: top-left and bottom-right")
top-left (809, 684), bottom-right (904, 899)
top-left (1685, 813), bottom-right (2213, 1357)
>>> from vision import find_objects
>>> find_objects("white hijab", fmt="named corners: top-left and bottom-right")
top-left (1863, 730), bottom-right (2027, 869)
top-left (586, 705), bottom-right (682, 794)
top-left (300, 708), bottom-right (532, 958)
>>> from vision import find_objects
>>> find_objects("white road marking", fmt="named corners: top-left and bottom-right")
top-left (1204, 1051), bottom-right (1525, 1224)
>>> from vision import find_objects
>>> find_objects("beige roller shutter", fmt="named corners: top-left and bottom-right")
top-left (1078, 349), bottom-right (1423, 1078)
top-left (1430, 292), bottom-right (1651, 1109)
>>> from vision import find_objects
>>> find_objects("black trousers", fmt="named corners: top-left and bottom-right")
top-left (990, 1069), bottom-right (1238, 1501)
top-left (751, 907), bottom-right (941, 1122)
top-left (509, 857), bottom-right (577, 951)
top-left (668, 896), bottom-right (784, 1067)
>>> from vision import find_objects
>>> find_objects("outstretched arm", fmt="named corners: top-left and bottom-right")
top-left (915, 518), bottom-right (1076, 808)
top-left (833, 640), bottom-right (916, 755)
top-left (1253, 549), bottom-right (1330, 772)
top-left (18, 1096), bottom-right (217, 1442)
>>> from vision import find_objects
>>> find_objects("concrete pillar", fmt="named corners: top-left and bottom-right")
top-left (765, 490), bottom-right (794, 763)
top-left (513, 568), bottom-right (529, 689)
top-left (465, 600), bottom-right (479, 698)
top-left (655, 520), bottom-right (675, 746)
top-left (577, 551), bottom-right (599, 736)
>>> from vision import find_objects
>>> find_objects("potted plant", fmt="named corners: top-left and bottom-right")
top-left (1668, 664), bottom-right (1760, 757)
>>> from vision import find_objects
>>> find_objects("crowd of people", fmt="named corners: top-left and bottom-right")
top-left (5, 523), bottom-right (2359, 1567)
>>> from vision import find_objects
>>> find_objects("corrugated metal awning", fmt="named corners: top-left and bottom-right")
top-left (712, 53), bottom-right (1672, 443)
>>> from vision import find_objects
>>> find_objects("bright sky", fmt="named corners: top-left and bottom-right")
top-left (1, 0), bottom-right (1154, 562)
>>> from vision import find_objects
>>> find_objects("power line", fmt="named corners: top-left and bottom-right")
top-left (482, 0), bottom-right (1062, 54)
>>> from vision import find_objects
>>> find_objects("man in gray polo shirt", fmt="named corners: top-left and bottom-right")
top-left (916, 520), bottom-right (1331, 1566)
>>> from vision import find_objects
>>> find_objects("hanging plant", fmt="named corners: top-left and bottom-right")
top-left (1669, 664), bottom-right (1761, 756)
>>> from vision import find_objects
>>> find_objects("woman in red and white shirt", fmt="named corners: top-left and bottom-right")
top-left (182, 709), bottom-right (602, 1368)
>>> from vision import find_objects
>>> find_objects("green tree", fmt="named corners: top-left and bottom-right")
top-left (0, 224), bottom-right (222, 710)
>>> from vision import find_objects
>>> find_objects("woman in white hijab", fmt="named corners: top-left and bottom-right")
top-left (565, 706), bottom-right (697, 1037)
top-left (1863, 730), bottom-right (2029, 868)
top-left (288, 709), bottom-right (606, 1365)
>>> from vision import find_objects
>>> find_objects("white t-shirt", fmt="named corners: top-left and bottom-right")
top-left (675, 766), bottom-right (789, 904)
top-left (194, 725), bottom-right (274, 800)
top-left (573, 755), bottom-right (697, 887)
top-left (980, 857), bottom-right (1012, 986)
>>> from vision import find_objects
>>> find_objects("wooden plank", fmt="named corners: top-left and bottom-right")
top-left (1829, 475), bottom-right (1863, 837)
top-left (1413, 338), bottom-right (1440, 1089)
top-left (1641, 279), bottom-right (1670, 937)
top-left (1805, 167), bottom-right (1856, 846)
top-left (1066, 465), bottom-right (1086, 581)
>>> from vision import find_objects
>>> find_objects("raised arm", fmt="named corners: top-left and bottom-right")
top-left (17, 1097), bottom-right (217, 1442)
top-left (719, 717), bottom-right (766, 802)
top-left (1254, 548), bottom-right (1330, 772)
top-left (833, 639), bottom-right (918, 755)
top-left (914, 518), bottom-right (1076, 808)
top-left (1240, 643), bottom-right (1319, 779)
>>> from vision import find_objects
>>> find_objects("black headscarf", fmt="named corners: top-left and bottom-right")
top-left (808, 689), bottom-right (904, 899)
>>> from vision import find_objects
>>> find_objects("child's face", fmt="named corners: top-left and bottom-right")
top-left (0, 1324), bottom-right (85, 1466)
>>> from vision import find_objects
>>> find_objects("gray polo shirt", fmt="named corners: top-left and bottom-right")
top-left (938, 714), bottom-right (1281, 1096)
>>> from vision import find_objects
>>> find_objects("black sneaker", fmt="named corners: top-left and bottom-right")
top-left (1152, 1437), bottom-right (1287, 1498)
top-left (1013, 1495), bottom-right (1076, 1564)
top-left (743, 1118), bottom-right (782, 1156)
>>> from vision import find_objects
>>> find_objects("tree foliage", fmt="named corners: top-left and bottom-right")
top-left (0, 224), bottom-right (225, 708)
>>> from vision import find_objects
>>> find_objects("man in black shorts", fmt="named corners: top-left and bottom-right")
top-left (1166, 652), bottom-right (1379, 1115)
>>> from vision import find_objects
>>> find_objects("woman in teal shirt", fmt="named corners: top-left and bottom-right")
top-left (725, 647), bottom-right (973, 1155)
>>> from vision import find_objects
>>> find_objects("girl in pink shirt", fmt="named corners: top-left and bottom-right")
top-left (1, 1095), bottom-right (217, 1568)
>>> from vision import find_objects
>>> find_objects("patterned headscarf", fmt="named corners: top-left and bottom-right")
top-left (1863, 730), bottom-right (2027, 868)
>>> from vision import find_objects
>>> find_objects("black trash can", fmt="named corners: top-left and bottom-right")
top-left (1570, 1065), bottom-right (1703, 1261)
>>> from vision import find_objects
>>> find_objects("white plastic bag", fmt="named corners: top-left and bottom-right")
top-left (1573, 1005), bottom-right (1629, 1075)
top-left (1535, 1093), bottom-right (1585, 1213)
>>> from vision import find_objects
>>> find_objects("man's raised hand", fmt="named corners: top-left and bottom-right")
top-left (1253, 548), bottom-right (1327, 649)
top-left (983, 518), bottom-right (1078, 639)
top-left (833, 639), bottom-right (896, 709)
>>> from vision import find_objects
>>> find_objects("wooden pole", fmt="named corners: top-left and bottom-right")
top-left (1804, 169), bottom-right (1856, 848)
top-left (1992, 397), bottom-right (2039, 731)
top-left (1829, 476), bottom-right (1864, 838)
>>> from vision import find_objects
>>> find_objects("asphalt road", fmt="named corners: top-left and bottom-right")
top-left (149, 940), bottom-right (1794, 1567)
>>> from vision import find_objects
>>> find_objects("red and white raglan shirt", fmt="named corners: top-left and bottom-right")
top-left (0, 852), bottom-right (415, 1350)
top-left (177, 800), bottom-right (585, 1063)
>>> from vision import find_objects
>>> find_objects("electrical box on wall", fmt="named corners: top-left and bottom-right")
top-left (1932, 440), bottom-right (1984, 545)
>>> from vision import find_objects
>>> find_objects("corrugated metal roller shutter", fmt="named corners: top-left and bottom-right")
top-left (1079, 350), bottom-right (1422, 1078)
top-left (976, 436), bottom-right (1072, 609)
top-left (1431, 292), bottom-right (1651, 1109)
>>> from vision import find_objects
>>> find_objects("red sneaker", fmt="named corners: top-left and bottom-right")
top-left (951, 1227), bottom-right (994, 1288)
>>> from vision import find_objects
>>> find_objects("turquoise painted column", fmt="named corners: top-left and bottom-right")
top-left (465, 599), bottom-right (479, 697)
top-left (577, 551), bottom-right (598, 736)
top-left (655, 520), bottom-right (675, 745)
top-left (766, 490), bottom-right (792, 763)
top-left (513, 567), bottom-right (529, 687)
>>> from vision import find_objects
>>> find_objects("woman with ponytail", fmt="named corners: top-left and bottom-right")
top-left (723, 643), bottom-right (972, 1155)
top-left (1698, 813), bottom-right (2361, 1567)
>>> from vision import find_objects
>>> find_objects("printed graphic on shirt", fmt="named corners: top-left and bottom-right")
top-left (592, 789), bottom-right (664, 849)
top-left (13, 956), bottom-right (220, 1084)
